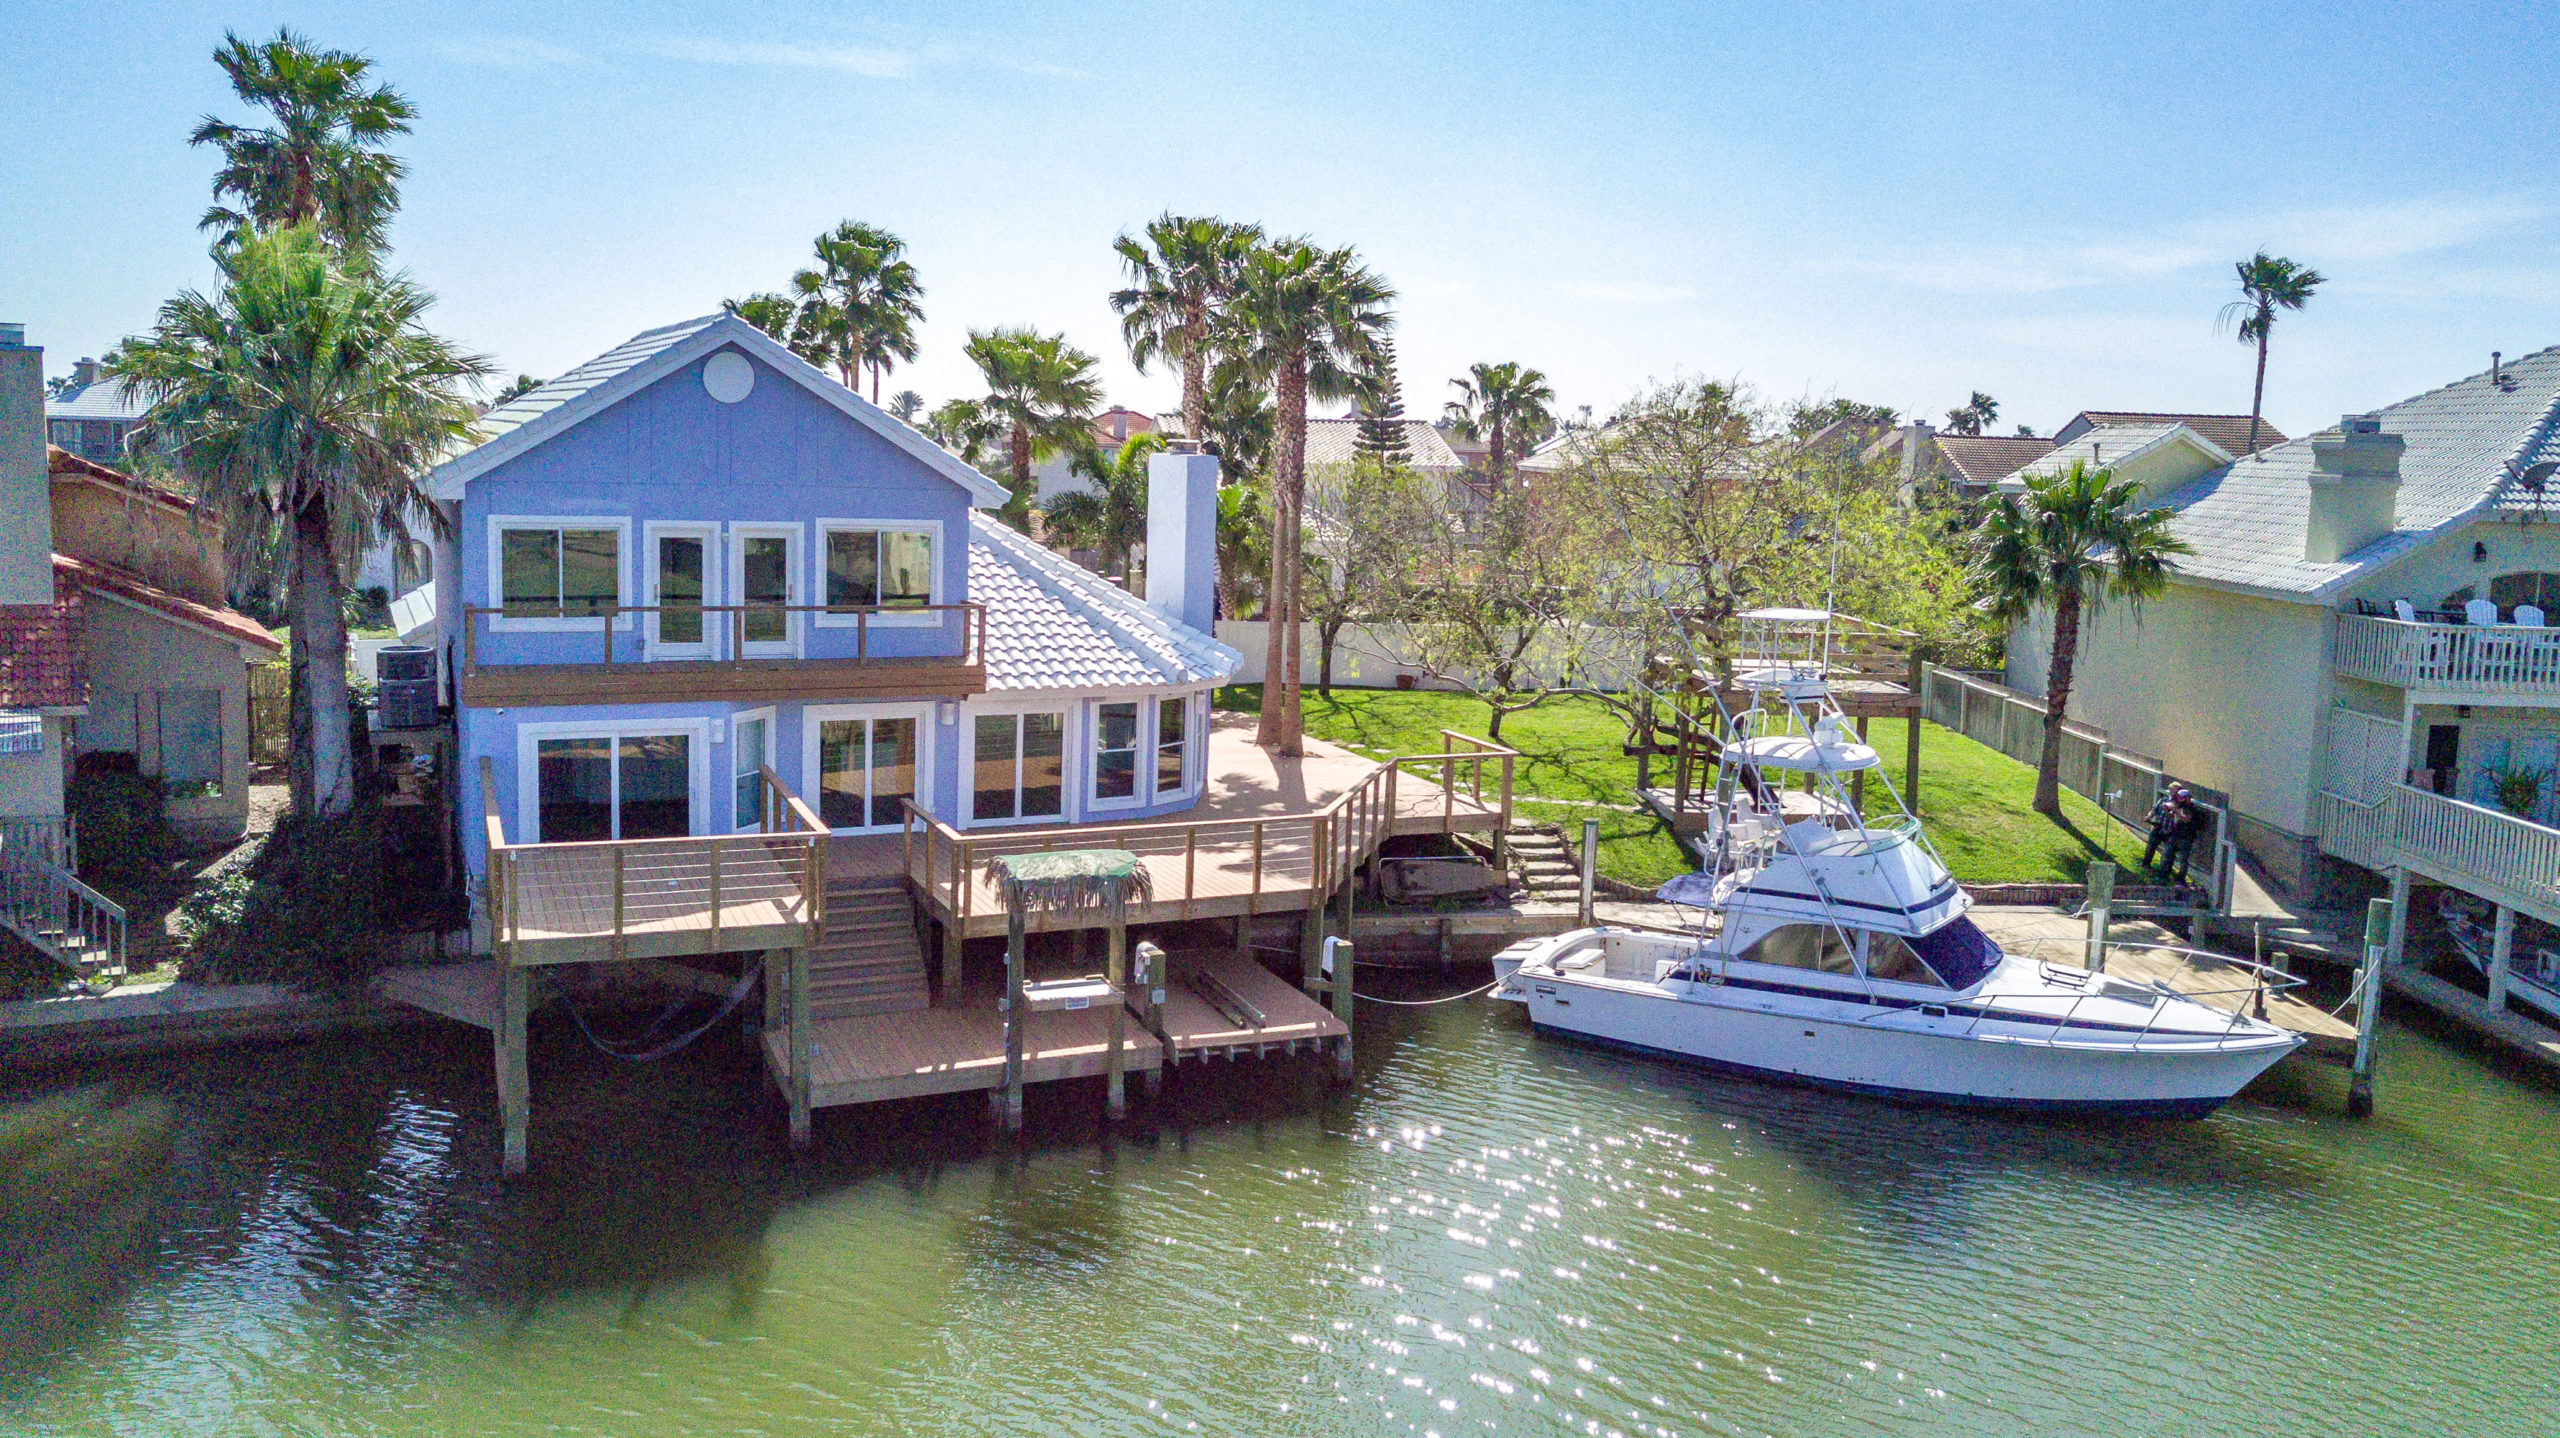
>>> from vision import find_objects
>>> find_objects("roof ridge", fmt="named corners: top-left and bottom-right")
top-left (968, 512), bottom-right (1232, 662)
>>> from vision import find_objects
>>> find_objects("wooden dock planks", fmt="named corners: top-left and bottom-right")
top-left (771, 954), bottom-right (1345, 1108)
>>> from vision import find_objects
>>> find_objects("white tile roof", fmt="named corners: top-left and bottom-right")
top-left (45, 377), bottom-right (149, 423)
top-left (475, 315), bottom-right (724, 443)
top-left (968, 512), bottom-right (1240, 692)
top-left (2001, 423), bottom-right (2222, 488)
top-left (2148, 344), bottom-right (2560, 601)
top-left (1303, 416), bottom-right (1464, 473)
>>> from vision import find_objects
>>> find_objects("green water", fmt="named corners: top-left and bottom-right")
top-left (4, 986), bottom-right (2558, 1437)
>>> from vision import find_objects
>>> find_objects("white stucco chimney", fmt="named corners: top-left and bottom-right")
top-left (72, 357), bottom-right (100, 390)
top-left (2303, 413), bottom-right (2404, 564)
top-left (1145, 448), bottom-right (1219, 633)
top-left (0, 324), bottom-right (57, 607)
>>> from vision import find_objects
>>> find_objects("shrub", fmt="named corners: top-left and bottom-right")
top-left (178, 809), bottom-right (384, 991)
top-left (69, 770), bottom-right (174, 881)
top-left (2492, 764), bottom-right (2549, 820)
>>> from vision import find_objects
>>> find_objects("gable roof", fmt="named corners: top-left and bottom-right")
top-left (48, 445), bottom-right (199, 519)
top-left (1303, 416), bottom-right (1465, 473)
top-left (0, 583), bottom-right (85, 710)
top-left (2146, 344), bottom-right (2560, 601)
top-left (1933, 434), bottom-right (2054, 487)
top-left (426, 314), bottom-right (1012, 505)
top-left (44, 377), bottom-right (149, 424)
top-left (2056, 410), bottom-right (2286, 456)
top-left (56, 555), bottom-right (280, 655)
top-left (2002, 422), bottom-right (2232, 489)
top-left (966, 513), bottom-right (1239, 691)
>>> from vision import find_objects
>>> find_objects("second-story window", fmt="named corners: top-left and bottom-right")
top-left (821, 524), bottom-right (934, 618)
top-left (500, 523), bottom-right (620, 619)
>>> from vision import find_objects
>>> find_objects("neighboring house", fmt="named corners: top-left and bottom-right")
top-left (1993, 422), bottom-right (2235, 500)
top-left (1028, 406), bottom-right (1162, 510)
top-left (419, 314), bottom-right (1238, 906)
top-left (1861, 423), bottom-right (2056, 498)
top-left (2052, 410), bottom-right (2287, 457)
top-left (2005, 346), bottom-right (2560, 974)
top-left (44, 359), bottom-right (150, 466)
top-left (0, 325), bottom-right (281, 846)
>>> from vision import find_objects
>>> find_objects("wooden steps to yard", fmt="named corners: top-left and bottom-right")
top-left (811, 881), bottom-right (930, 1018)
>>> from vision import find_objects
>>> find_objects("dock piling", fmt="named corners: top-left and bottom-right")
top-left (2350, 896), bottom-right (2391, 1117)
top-left (1324, 936), bottom-right (1354, 1082)
top-left (787, 944), bottom-right (812, 1148)
top-left (2085, 861), bottom-right (2115, 973)
top-left (497, 963), bottom-right (528, 1176)
top-left (1105, 907), bottom-right (1127, 1118)
top-left (1002, 905), bottom-right (1027, 1133)
top-left (2488, 904), bottom-right (2515, 1011)
top-left (1578, 819), bottom-right (1599, 928)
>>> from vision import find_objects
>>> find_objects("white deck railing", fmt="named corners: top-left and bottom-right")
top-left (2389, 783), bottom-right (2560, 913)
top-left (2332, 611), bottom-right (2560, 693)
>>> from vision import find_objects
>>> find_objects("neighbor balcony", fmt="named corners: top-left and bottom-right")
top-left (2316, 781), bottom-right (2560, 927)
top-left (2332, 610), bottom-right (2560, 695)
top-left (457, 600), bottom-right (988, 708)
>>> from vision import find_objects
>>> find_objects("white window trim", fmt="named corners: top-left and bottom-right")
top-left (727, 521), bottom-right (804, 658)
top-left (513, 716), bottom-right (712, 844)
top-left (642, 519), bottom-right (722, 659)
top-left (812, 517), bottom-right (944, 628)
top-left (959, 699), bottom-right (1074, 829)
top-left (485, 514), bottom-right (634, 633)
top-left (1089, 697), bottom-right (1149, 812)
top-left (1151, 691), bottom-right (1205, 803)
top-left (800, 700), bottom-right (937, 834)
top-left (730, 704), bottom-right (777, 833)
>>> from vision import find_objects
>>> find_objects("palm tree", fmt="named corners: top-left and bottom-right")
top-left (789, 221), bottom-right (926, 401)
top-left (1215, 478), bottom-right (1270, 621)
top-left (2221, 251), bottom-right (2325, 453)
top-left (1977, 460), bottom-right (2190, 816)
top-left (1110, 214), bottom-right (1263, 444)
top-left (113, 224), bottom-right (487, 818)
top-left (1222, 238), bottom-right (1396, 752)
top-left (964, 327), bottom-right (1103, 531)
top-left (1200, 359), bottom-right (1274, 483)
top-left (1443, 361), bottom-right (1555, 492)
top-left (924, 397), bottom-right (1004, 468)
top-left (723, 291), bottom-right (803, 346)
top-left (1045, 432), bottom-right (1167, 588)
top-left (888, 390), bottom-right (925, 423)
top-left (190, 28), bottom-right (415, 252)
top-left (1942, 391), bottom-right (1999, 436)
top-left (491, 373), bottom-right (543, 406)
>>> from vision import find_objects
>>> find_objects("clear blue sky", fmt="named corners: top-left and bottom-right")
top-left (6, 2), bottom-right (2554, 439)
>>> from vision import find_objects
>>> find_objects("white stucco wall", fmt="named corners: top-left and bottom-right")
top-left (0, 717), bottom-right (70, 819)
top-left (2347, 515), bottom-right (2560, 615)
top-left (2007, 582), bottom-right (2332, 836)
top-left (79, 597), bottom-right (263, 839)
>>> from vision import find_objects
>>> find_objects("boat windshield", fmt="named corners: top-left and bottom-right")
top-left (1908, 916), bottom-right (2002, 990)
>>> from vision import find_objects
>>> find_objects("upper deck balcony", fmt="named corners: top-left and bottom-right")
top-left (2331, 610), bottom-right (2560, 696)
top-left (457, 600), bottom-right (988, 708)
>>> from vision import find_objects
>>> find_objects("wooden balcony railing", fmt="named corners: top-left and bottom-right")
top-left (2333, 611), bottom-right (2560, 693)
top-left (480, 756), bottom-right (830, 965)
top-left (898, 731), bottom-right (1517, 932)
top-left (457, 600), bottom-right (989, 707)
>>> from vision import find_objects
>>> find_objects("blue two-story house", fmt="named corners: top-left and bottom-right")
top-left (424, 313), bottom-right (1239, 912)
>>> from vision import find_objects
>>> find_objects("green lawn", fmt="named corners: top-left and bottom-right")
top-left (1212, 685), bottom-right (2135, 888)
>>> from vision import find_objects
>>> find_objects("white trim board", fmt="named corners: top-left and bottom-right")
top-left (799, 700), bottom-right (939, 834)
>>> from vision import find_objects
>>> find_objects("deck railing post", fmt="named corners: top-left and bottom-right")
top-left (709, 841), bottom-right (723, 949)
top-left (609, 848), bottom-right (627, 962)
top-left (1183, 829), bottom-right (1197, 920)
top-left (1497, 754), bottom-right (1515, 865)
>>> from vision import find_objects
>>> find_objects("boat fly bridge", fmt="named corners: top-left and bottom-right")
top-left (1493, 607), bottom-right (2300, 1115)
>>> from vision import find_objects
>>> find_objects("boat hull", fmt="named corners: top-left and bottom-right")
top-left (1513, 968), bottom-right (2294, 1117)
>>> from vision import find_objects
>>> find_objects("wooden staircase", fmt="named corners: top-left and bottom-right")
top-left (809, 880), bottom-right (931, 1018)
top-left (1504, 824), bottom-right (1583, 901)
top-left (0, 816), bottom-right (124, 980)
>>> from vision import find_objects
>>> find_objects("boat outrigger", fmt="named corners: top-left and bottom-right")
top-left (1493, 608), bottom-right (2299, 1116)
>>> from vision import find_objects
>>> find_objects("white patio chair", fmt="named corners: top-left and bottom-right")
top-left (2516, 604), bottom-right (2546, 627)
top-left (2393, 598), bottom-right (2419, 622)
top-left (2466, 598), bottom-right (2501, 626)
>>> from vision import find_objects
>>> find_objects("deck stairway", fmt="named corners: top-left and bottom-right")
top-left (0, 817), bottom-right (125, 979)
top-left (810, 879), bottom-right (930, 1018)
top-left (1504, 825), bottom-right (1583, 901)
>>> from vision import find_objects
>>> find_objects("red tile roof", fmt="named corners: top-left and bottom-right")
top-left (2066, 412), bottom-right (2287, 456)
top-left (0, 580), bottom-right (87, 710)
top-left (46, 444), bottom-right (200, 516)
top-left (55, 555), bottom-right (282, 655)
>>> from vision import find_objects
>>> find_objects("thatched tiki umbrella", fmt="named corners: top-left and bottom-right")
top-left (987, 850), bottom-right (1153, 1132)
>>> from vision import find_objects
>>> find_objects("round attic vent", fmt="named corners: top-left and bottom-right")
top-left (703, 351), bottom-right (755, 404)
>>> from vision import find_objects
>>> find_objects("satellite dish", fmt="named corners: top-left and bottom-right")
top-left (2521, 460), bottom-right (2558, 493)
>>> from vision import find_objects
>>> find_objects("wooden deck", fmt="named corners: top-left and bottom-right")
top-left (894, 717), bottom-right (1513, 940)
top-left (497, 838), bottom-right (816, 964)
top-left (764, 952), bottom-right (1347, 1108)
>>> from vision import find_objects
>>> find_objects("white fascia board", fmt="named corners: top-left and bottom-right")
top-left (427, 315), bottom-right (1011, 507)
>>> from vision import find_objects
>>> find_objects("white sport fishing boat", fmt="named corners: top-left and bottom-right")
top-left (1492, 608), bottom-right (2299, 1117)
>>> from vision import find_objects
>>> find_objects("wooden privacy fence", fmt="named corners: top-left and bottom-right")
top-left (901, 730), bottom-right (1517, 932)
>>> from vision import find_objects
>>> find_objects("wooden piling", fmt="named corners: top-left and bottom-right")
top-left (1326, 936), bottom-right (1354, 1081)
top-left (2489, 904), bottom-right (2516, 1011)
top-left (1105, 898), bottom-right (1128, 1118)
top-left (787, 944), bottom-right (812, 1148)
top-left (497, 963), bottom-right (528, 1176)
top-left (1001, 903), bottom-right (1027, 1132)
top-left (1578, 819), bottom-right (1599, 928)
top-left (2350, 896), bottom-right (2390, 1117)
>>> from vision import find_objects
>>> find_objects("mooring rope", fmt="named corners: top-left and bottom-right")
top-left (1349, 979), bottom-right (1504, 1006)
top-left (567, 961), bottom-right (763, 1062)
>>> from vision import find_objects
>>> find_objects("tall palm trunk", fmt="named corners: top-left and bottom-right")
top-left (289, 497), bottom-right (356, 817)
top-left (1258, 354), bottom-right (1308, 752)
top-left (2034, 581), bottom-right (2083, 817)
top-left (2247, 327), bottom-right (2270, 453)
top-left (1489, 415), bottom-right (1507, 495)
top-left (1009, 423), bottom-right (1035, 532)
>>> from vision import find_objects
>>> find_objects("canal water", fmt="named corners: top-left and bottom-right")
top-left (3, 987), bottom-right (2556, 1437)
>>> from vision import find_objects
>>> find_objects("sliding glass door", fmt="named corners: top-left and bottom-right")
top-left (810, 705), bottom-right (928, 832)
top-left (531, 731), bottom-right (695, 842)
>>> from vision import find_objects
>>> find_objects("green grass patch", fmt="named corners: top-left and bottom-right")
top-left (1213, 685), bottom-right (2135, 888)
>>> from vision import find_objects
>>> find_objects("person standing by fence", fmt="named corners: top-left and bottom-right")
top-left (2157, 787), bottom-right (2202, 888)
